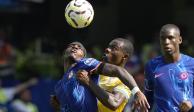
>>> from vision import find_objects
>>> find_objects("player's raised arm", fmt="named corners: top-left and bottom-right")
top-left (77, 70), bottom-right (126, 110)
top-left (92, 63), bottom-right (137, 90)
top-left (91, 62), bottom-right (150, 111)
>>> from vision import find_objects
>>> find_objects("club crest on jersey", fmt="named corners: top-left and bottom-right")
top-left (179, 72), bottom-right (188, 80)
top-left (84, 58), bottom-right (95, 66)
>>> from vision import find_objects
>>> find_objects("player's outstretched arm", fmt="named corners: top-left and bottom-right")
top-left (92, 63), bottom-right (150, 111)
top-left (50, 95), bottom-right (60, 112)
top-left (15, 78), bottom-right (38, 94)
top-left (77, 70), bottom-right (126, 110)
top-left (92, 63), bottom-right (137, 90)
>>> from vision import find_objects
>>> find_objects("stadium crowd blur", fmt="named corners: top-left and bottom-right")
top-left (1, 0), bottom-right (194, 112)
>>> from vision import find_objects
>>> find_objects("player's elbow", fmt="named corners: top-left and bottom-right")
top-left (109, 103), bottom-right (120, 111)
top-left (107, 97), bottom-right (121, 110)
top-left (113, 66), bottom-right (126, 77)
top-left (105, 101), bottom-right (119, 111)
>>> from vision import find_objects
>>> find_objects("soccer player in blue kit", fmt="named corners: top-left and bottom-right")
top-left (52, 41), bottom-right (149, 112)
top-left (144, 24), bottom-right (194, 112)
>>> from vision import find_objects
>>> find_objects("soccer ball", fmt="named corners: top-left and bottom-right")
top-left (65, 0), bottom-right (94, 28)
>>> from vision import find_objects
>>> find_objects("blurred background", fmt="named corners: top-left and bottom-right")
top-left (0, 0), bottom-right (194, 112)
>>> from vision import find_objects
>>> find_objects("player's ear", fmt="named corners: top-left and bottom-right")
top-left (123, 54), bottom-right (129, 60)
top-left (178, 36), bottom-right (182, 44)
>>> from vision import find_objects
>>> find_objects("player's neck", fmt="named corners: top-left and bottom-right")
top-left (65, 62), bottom-right (77, 68)
top-left (117, 59), bottom-right (127, 67)
top-left (114, 61), bottom-right (125, 67)
top-left (120, 63), bottom-right (126, 68)
top-left (164, 51), bottom-right (181, 63)
top-left (64, 58), bottom-right (77, 69)
top-left (21, 99), bottom-right (29, 104)
top-left (68, 56), bottom-right (82, 64)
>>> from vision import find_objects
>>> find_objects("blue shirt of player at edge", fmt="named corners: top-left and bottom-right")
top-left (54, 57), bottom-right (101, 112)
top-left (144, 54), bottom-right (194, 112)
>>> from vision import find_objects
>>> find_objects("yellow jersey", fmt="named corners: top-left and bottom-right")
top-left (98, 75), bottom-right (131, 112)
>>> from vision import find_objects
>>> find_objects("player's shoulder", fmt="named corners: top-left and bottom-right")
top-left (181, 53), bottom-right (194, 59)
top-left (146, 56), bottom-right (163, 66)
top-left (181, 54), bottom-right (194, 63)
top-left (80, 57), bottom-right (100, 66)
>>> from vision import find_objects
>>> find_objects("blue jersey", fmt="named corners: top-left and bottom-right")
top-left (144, 54), bottom-right (194, 112)
top-left (55, 58), bottom-right (101, 112)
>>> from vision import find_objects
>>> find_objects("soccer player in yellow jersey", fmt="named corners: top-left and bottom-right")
top-left (77, 38), bottom-right (145, 112)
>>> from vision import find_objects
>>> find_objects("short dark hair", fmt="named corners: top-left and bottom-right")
top-left (113, 38), bottom-right (134, 59)
top-left (160, 24), bottom-right (181, 37)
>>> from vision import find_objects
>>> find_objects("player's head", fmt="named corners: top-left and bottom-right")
top-left (159, 24), bottom-right (182, 56)
top-left (64, 41), bottom-right (86, 62)
top-left (104, 38), bottom-right (133, 66)
top-left (19, 89), bottom-right (32, 102)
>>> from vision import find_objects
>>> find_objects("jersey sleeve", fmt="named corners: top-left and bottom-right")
top-left (188, 76), bottom-right (194, 109)
top-left (144, 62), bottom-right (154, 109)
top-left (79, 58), bottom-right (102, 72)
top-left (189, 71), bottom-right (194, 108)
top-left (113, 84), bottom-right (131, 100)
top-left (189, 57), bottom-right (194, 108)
top-left (3, 88), bottom-right (17, 101)
top-left (11, 100), bottom-right (27, 112)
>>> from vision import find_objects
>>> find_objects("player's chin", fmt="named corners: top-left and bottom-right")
top-left (102, 55), bottom-right (108, 61)
top-left (104, 57), bottom-right (112, 63)
top-left (66, 54), bottom-right (76, 60)
top-left (107, 59), bottom-right (116, 65)
top-left (164, 50), bottom-right (174, 55)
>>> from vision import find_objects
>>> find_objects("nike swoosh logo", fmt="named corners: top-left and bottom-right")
top-left (154, 73), bottom-right (164, 78)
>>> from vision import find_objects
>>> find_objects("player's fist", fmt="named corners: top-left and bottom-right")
top-left (76, 70), bottom-right (90, 85)
top-left (50, 95), bottom-right (60, 111)
top-left (28, 78), bottom-right (38, 86)
top-left (179, 100), bottom-right (192, 112)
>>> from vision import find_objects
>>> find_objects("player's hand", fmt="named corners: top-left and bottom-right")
top-left (133, 91), bottom-right (150, 112)
top-left (50, 95), bottom-right (60, 111)
top-left (179, 100), bottom-right (192, 112)
top-left (76, 70), bottom-right (90, 86)
top-left (28, 78), bottom-right (38, 86)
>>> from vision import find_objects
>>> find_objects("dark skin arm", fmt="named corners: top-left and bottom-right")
top-left (50, 95), bottom-right (60, 112)
top-left (92, 63), bottom-right (137, 90)
top-left (77, 70), bottom-right (126, 110)
top-left (15, 78), bottom-right (38, 94)
top-left (91, 63), bottom-right (150, 111)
